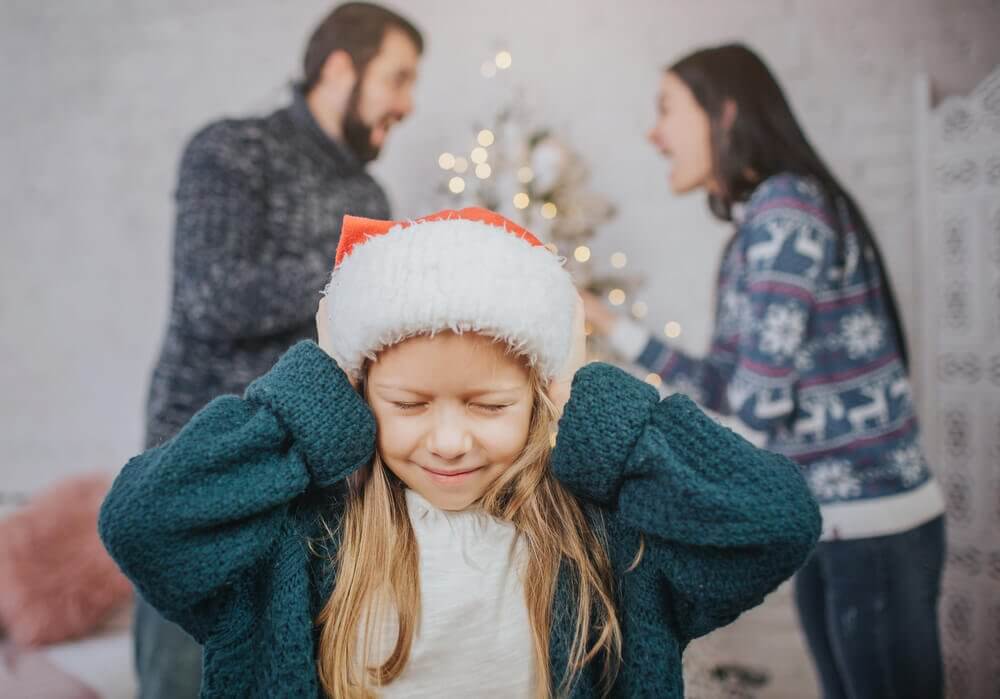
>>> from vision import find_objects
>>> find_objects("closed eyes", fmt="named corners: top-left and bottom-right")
top-left (392, 401), bottom-right (426, 411)
top-left (389, 401), bottom-right (511, 413)
top-left (474, 403), bottom-right (511, 413)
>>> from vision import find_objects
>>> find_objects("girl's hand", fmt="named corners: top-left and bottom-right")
top-left (316, 296), bottom-right (358, 389)
top-left (580, 290), bottom-right (619, 337)
top-left (315, 295), bottom-right (335, 358)
top-left (548, 294), bottom-right (587, 417)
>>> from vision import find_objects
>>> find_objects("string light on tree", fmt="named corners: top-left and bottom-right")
top-left (438, 152), bottom-right (456, 170)
top-left (644, 373), bottom-right (663, 388)
top-left (436, 52), bottom-right (648, 368)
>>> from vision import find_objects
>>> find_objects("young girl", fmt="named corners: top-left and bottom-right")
top-left (100, 207), bottom-right (820, 698)
top-left (584, 45), bottom-right (946, 699)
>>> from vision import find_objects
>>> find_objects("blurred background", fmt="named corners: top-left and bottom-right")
top-left (2, 1), bottom-right (999, 697)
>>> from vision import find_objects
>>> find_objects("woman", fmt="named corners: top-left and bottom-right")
top-left (584, 44), bottom-right (946, 699)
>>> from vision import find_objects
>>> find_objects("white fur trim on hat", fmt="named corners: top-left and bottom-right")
top-left (322, 218), bottom-right (576, 379)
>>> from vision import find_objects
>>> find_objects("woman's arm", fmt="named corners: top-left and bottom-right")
top-left (583, 291), bottom-right (735, 413)
top-left (712, 201), bottom-right (834, 438)
top-left (99, 341), bottom-right (374, 641)
top-left (610, 317), bottom-right (736, 412)
top-left (551, 362), bottom-right (820, 641)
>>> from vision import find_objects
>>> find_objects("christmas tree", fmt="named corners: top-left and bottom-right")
top-left (434, 51), bottom-right (646, 327)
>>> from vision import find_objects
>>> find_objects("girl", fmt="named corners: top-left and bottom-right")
top-left (584, 45), bottom-right (946, 699)
top-left (100, 207), bottom-right (820, 698)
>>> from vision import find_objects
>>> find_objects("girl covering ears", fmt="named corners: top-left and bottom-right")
top-left (100, 207), bottom-right (821, 698)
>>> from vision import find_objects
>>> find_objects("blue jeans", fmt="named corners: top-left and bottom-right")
top-left (794, 516), bottom-right (945, 699)
top-left (134, 595), bottom-right (202, 699)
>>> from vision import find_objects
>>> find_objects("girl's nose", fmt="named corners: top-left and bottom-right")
top-left (426, 414), bottom-right (473, 461)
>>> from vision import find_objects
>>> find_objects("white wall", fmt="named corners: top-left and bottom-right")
top-left (3, 0), bottom-right (999, 491)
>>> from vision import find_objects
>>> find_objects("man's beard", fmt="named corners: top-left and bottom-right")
top-left (342, 83), bottom-right (380, 164)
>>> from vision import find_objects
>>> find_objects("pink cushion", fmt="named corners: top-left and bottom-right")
top-left (0, 473), bottom-right (132, 646)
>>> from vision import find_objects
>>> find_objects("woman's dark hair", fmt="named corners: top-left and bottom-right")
top-left (302, 2), bottom-right (423, 92)
top-left (669, 43), bottom-right (909, 368)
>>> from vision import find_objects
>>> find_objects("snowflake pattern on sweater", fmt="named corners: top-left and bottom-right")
top-left (636, 174), bottom-right (934, 506)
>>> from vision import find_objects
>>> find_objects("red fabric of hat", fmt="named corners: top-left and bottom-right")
top-left (335, 207), bottom-right (543, 268)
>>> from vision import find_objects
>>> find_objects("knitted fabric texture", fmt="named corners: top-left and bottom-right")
top-left (145, 89), bottom-right (390, 448)
top-left (633, 173), bottom-right (932, 507)
top-left (100, 341), bottom-right (820, 698)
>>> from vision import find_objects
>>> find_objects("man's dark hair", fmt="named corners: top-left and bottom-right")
top-left (302, 2), bottom-right (423, 91)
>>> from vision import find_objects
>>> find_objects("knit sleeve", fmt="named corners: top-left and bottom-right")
top-left (609, 245), bottom-right (737, 412)
top-left (629, 333), bottom-right (735, 412)
top-left (98, 341), bottom-right (374, 642)
top-left (550, 362), bottom-right (820, 641)
top-left (636, 199), bottom-right (832, 440)
top-left (723, 200), bottom-right (831, 435)
top-left (171, 122), bottom-right (337, 340)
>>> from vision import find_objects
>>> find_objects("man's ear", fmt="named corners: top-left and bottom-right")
top-left (317, 49), bottom-right (358, 98)
top-left (721, 98), bottom-right (738, 132)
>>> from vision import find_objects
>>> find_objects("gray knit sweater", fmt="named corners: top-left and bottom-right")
top-left (145, 90), bottom-right (391, 447)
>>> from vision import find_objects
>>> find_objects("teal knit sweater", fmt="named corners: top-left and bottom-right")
top-left (99, 341), bottom-right (820, 698)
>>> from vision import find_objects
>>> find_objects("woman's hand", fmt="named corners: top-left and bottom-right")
top-left (580, 290), bottom-right (619, 337)
top-left (548, 294), bottom-right (587, 418)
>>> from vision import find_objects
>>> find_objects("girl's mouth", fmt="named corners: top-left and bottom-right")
top-left (419, 464), bottom-right (484, 483)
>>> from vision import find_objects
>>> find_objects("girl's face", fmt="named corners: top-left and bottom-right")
top-left (367, 332), bottom-right (534, 511)
top-left (648, 71), bottom-right (714, 194)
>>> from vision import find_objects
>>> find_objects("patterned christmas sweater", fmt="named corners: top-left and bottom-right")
top-left (610, 173), bottom-right (944, 540)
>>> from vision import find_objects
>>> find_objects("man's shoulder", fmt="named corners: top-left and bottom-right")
top-left (186, 113), bottom-right (271, 153)
top-left (183, 104), bottom-right (293, 158)
top-left (177, 107), bottom-right (296, 184)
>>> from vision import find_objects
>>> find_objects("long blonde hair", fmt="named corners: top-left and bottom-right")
top-left (315, 363), bottom-right (624, 698)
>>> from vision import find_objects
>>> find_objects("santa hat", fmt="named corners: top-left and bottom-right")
top-left (321, 207), bottom-right (577, 380)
